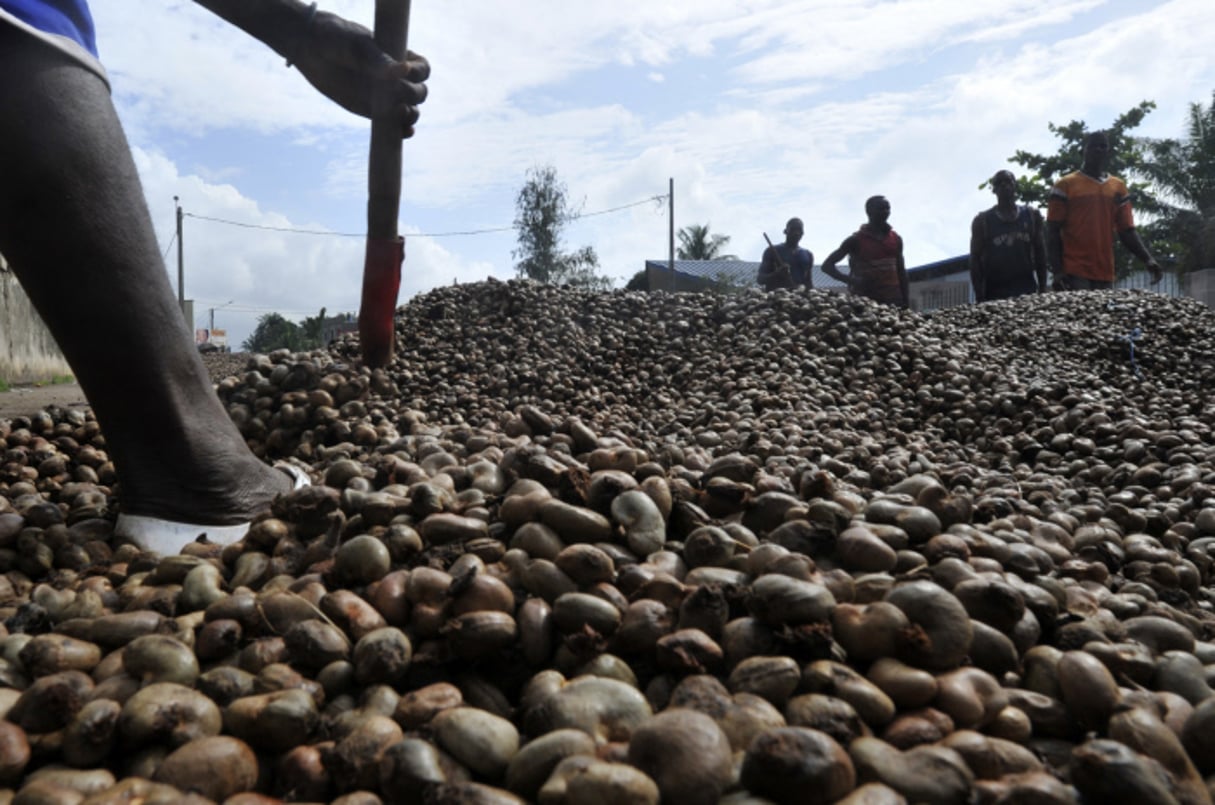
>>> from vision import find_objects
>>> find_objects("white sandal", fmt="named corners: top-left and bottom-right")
top-left (114, 462), bottom-right (310, 554)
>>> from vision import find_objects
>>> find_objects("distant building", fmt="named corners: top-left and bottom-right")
top-left (321, 313), bottom-right (359, 345)
top-left (906, 254), bottom-right (1198, 312)
top-left (906, 255), bottom-right (971, 312)
top-left (1186, 269), bottom-right (1215, 307)
top-left (643, 259), bottom-right (758, 292)
top-left (643, 259), bottom-right (848, 293)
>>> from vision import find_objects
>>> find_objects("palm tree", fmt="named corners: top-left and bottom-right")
top-left (677, 224), bottom-right (736, 260)
top-left (1143, 91), bottom-right (1215, 271)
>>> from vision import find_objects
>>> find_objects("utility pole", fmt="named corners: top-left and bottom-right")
top-left (209, 299), bottom-right (233, 331)
top-left (175, 196), bottom-right (185, 315)
top-left (668, 178), bottom-right (675, 291)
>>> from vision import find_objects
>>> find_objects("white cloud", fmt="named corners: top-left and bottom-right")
top-left (131, 147), bottom-right (495, 347)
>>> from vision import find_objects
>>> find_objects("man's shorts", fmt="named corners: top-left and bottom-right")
top-left (1057, 275), bottom-right (1113, 292)
top-left (0, 0), bottom-right (107, 85)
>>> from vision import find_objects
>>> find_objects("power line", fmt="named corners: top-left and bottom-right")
top-left (182, 193), bottom-right (668, 239)
top-left (571, 195), bottom-right (669, 221)
top-left (196, 301), bottom-right (351, 316)
top-left (161, 231), bottom-right (177, 260)
top-left (185, 215), bottom-right (363, 238)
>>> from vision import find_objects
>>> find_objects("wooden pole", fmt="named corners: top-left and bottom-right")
top-left (668, 178), bottom-right (675, 290)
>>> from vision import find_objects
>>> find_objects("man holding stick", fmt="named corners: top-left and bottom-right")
top-left (758, 217), bottom-right (814, 291)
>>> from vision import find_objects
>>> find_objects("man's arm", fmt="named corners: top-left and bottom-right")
top-left (1030, 209), bottom-right (1048, 292)
top-left (895, 236), bottom-right (909, 309)
top-left (193, 0), bottom-right (429, 134)
top-left (757, 245), bottom-right (783, 287)
top-left (968, 214), bottom-right (986, 302)
top-left (820, 238), bottom-right (856, 286)
top-left (1046, 221), bottom-right (1064, 285)
top-left (759, 244), bottom-right (783, 272)
top-left (804, 251), bottom-right (815, 289)
top-left (192, 0), bottom-right (307, 58)
top-left (1118, 228), bottom-right (1163, 283)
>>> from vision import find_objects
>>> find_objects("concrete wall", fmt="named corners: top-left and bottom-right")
top-left (910, 279), bottom-right (972, 312)
top-left (1183, 268), bottom-right (1215, 307)
top-left (0, 263), bottom-right (71, 384)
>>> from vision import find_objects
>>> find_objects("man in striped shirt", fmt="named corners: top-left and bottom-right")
top-left (1046, 130), bottom-right (1162, 290)
top-left (822, 196), bottom-right (909, 308)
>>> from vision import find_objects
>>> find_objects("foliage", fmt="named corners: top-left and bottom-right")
top-left (1002, 101), bottom-right (1160, 213)
top-left (1141, 91), bottom-right (1215, 271)
top-left (625, 269), bottom-right (648, 291)
top-left (242, 312), bottom-right (302, 353)
top-left (512, 165), bottom-right (611, 290)
top-left (677, 223), bottom-right (736, 260)
top-left (0, 378), bottom-right (9, 393)
top-left (299, 307), bottom-right (327, 349)
top-left (242, 308), bottom-right (330, 353)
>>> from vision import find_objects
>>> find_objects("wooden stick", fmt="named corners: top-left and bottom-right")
top-left (367, 0), bottom-right (411, 240)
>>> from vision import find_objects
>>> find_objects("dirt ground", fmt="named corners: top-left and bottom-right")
top-left (0, 353), bottom-right (251, 421)
top-left (0, 381), bottom-right (89, 420)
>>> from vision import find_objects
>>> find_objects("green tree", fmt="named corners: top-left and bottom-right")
top-left (298, 307), bottom-right (327, 350)
top-left (512, 165), bottom-right (611, 290)
top-left (242, 312), bottom-right (302, 353)
top-left (677, 223), bottom-right (736, 260)
top-left (1003, 101), bottom-right (1160, 211)
top-left (1141, 91), bottom-right (1215, 271)
top-left (625, 269), bottom-right (648, 291)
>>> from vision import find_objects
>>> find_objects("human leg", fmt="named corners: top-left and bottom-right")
top-left (0, 25), bottom-right (292, 529)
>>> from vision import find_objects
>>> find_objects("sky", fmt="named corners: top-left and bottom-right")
top-left (91, 0), bottom-right (1215, 348)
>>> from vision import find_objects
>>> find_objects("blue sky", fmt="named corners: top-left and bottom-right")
top-left (92, 0), bottom-right (1215, 347)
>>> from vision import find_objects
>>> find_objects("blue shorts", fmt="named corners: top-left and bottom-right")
top-left (0, 0), bottom-right (106, 83)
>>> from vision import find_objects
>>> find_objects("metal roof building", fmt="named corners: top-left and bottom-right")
top-left (643, 259), bottom-right (848, 293)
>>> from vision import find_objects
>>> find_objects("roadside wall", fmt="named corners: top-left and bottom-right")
top-left (1184, 268), bottom-right (1215, 307)
top-left (0, 261), bottom-right (71, 384)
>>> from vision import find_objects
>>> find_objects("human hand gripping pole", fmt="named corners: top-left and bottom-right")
top-left (359, 0), bottom-right (412, 368)
top-left (763, 233), bottom-right (791, 282)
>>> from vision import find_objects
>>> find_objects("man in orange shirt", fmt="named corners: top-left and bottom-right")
top-left (1046, 130), bottom-right (1162, 290)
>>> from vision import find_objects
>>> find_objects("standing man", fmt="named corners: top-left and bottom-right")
top-left (969, 170), bottom-right (1049, 301)
top-left (758, 217), bottom-right (813, 290)
top-left (822, 196), bottom-right (909, 308)
top-left (1047, 130), bottom-right (1162, 290)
